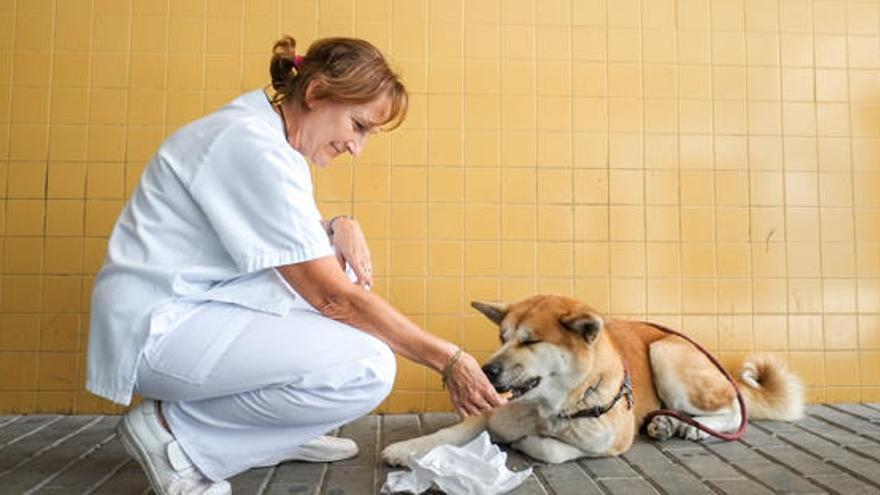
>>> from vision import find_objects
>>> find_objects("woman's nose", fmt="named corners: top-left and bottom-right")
top-left (346, 138), bottom-right (364, 157)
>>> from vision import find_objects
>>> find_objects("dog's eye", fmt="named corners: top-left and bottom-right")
top-left (520, 339), bottom-right (541, 346)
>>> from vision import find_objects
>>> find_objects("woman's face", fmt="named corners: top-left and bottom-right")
top-left (292, 93), bottom-right (391, 167)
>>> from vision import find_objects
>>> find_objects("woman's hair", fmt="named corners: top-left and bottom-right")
top-left (270, 36), bottom-right (408, 130)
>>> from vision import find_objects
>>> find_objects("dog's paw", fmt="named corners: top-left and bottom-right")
top-left (646, 415), bottom-right (675, 441)
top-left (382, 441), bottom-right (417, 467)
top-left (681, 424), bottom-right (708, 441)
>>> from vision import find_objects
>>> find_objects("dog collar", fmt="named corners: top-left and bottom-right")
top-left (562, 367), bottom-right (633, 420)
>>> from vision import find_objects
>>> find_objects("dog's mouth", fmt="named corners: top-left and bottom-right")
top-left (501, 376), bottom-right (541, 399)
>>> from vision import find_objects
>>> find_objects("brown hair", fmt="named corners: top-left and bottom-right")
top-left (270, 36), bottom-right (408, 130)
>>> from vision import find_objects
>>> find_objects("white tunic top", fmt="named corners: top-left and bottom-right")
top-left (86, 89), bottom-right (334, 405)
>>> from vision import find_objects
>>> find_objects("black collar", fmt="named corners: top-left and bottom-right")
top-left (560, 368), bottom-right (633, 420)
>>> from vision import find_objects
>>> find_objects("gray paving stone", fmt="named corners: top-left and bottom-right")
top-left (623, 443), bottom-right (712, 494)
top-left (1, 412), bottom-right (879, 494)
top-left (579, 454), bottom-right (640, 478)
top-left (0, 415), bottom-right (111, 490)
top-left (535, 462), bottom-right (603, 495)
top-left (831, 403), bottom-right (880, 422)
top-left (808, 404), bottom-right (880, 442)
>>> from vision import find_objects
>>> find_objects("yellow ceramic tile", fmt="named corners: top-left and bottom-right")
top-left (2, 276), bottom-right (42, 313)
top-left (680, 208), bottom-right (715, 242)
top-left (6, 200), bottom-right (45, 236)
top-left (780, 33), bottom-right (813, 66)
top-left (427, 204), bottom-right (461, 240)
top-left (718, 279), bottom-right (753, 317)
top-left (464, 205), bottom-right (499, 240)
top-left (608, 206), bottom-right (644, 241)
top-left (748, 67), bottom-right (780, 101)
top-left (610, 278), bottom-right (647, 314)
top-left (749, 136), bottom-right (784, 170)
top-left (608, 133), bottom-right (643, 168)
top-left (536, 169), bottom-right (573, 204)
top-left (646, 207), bottom-right (679, 242)
top-left (464, 241), bottom-right (501, 277)
top-left (681, 244), bottom-right (715, 278)
top-left (388, 276), bottom-right (426, 315)
top-left (43, 276), bottom-right (82, 313)
top-left (608, 169), bottom-right (643, 205)
top-left (861, 352), bottom-right (880, 386)
top-left (501, 205), bottom-right (536, 239)
top-left (607, 29), bottom-right (640, 63)
top-left (717, 243), bottom-right (750, 277)
top-left (682, 279), bottom-right (717, 313)
top-left (45, 238), bottom-right (83, 274)
top-left (719, 314), bottom-right (753, 350)
top-left (646, 242), bottom-right (680, 277)
top-left (787, 243), bottom-right (821, 277)
top-left (83, 238), bottom-right (108, 273)
top-left (537, 242), bottom-right (573, 278)
top-left (643, 30), bottom-right (675, 64)
top-left (679, 135), bottom-right (713, 169)
top-left (643, 99), bottom-right (675, 133)
top-left (538, 205), bottom-right (572, 240)
top-left (610, 243), bottom-right (645, 277)
top-left (858, 279), bottom-right (880, 313)
top-left (3, 237), bottom-right (42, 274)
top-left (747, 32), bottom-right (779, 66)
top-left (390, 203), bottom-right (426, 239)
top-left (747, 101), bottom-right (782, 135)
top-left (427, 278), bottom-right (462, 314)
top-left (825, 351), bottom-right (861, 386)
top-left (390, 166), bottom-right (426, 202)
top-left (574, 242), bottom-right (610, 278)
top-left (823, 306), bottom-right (858, 349)
top-left (643, 65), bottom-right (676, 98)
top-left (7, 162), bottom-right (46, 198)
top-left (785, 172), bottom-right (818, 206)
top-left (464, 168), bottom-right (500, 203)
top-left (857, 243), bottom-right (880, 277)
top-left (607, 64), bottom-right (641, 98)
top-left (813, 0), bottom-right (847, 34)
top-left (855, 210), bottom-right (880, 242)
top-left (752, 243), bottom-right (787, 278)
top-left (86, 125), bottom-right (125, 162)
top-left (786, 207), bottom-right (819, 242)
top-left (854, 172), bottom-right (880, 208)
top-left (647, 279), bottom-right (680, 314)
top-left (84, 200), bottom-right (122, 237)
top-left (500, 169), bottom-right (536, 204)
top-left (754, 314), bottom-right (789, 350)
top-left (427, 242), bottom-right (461, 277)
top-left (822, 243), bottom-right (856, 278)
top-left (781, 68), bottom-right (814, 101)
top-left (816, 102), bottom-right (850, 136)
top-left (823, 278), bottom-right (857, 314)
top-left (788, 277), bottom-right (822, 314)
top-left (500, 241), bottom-right (535, 277)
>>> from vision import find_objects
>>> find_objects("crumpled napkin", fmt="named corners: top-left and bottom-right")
top-left (381, 432), bottom-right (532, 495)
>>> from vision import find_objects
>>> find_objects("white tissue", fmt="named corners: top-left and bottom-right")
top-left (381, 432), bottom-right (533, 495)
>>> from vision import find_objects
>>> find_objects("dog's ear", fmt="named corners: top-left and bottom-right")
top-left (471, 301), bottom-right (508, 325)
top-left (560, 312), bottom-right (603, 344)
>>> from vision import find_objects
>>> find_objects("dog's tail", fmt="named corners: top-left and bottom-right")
top-left (734, 354), bottom-right (805, 421)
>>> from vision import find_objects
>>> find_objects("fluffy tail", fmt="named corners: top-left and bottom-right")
top-left (735, 355), bottom-right (805, 421)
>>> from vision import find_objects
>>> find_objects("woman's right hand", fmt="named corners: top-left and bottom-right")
top-left (444, 351), bottom-right (507, 417)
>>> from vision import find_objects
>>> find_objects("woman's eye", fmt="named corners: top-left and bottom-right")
top-left (353, 120), bottom-right (366, 132)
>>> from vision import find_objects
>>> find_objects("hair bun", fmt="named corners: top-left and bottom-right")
top-left (270, 35), bottom-right (298, 91)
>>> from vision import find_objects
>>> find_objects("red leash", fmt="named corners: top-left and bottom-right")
top-left (641, 322), bottom-right (748, 441)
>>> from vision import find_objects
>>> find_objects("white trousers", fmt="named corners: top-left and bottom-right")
top-left (134, 298), bottom-right (396, 481)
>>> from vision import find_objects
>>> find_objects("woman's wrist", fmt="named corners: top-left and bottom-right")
top-left (326, 214), bottom-right (352, 237)
top-left (440, 347), bottom-right (463, 387)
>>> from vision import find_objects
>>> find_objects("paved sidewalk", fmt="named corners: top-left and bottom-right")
top-left (0, 404), bottom-right (879, 494)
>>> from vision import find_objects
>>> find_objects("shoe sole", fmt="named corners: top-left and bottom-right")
top-left (117, 415), bottom-right (168, 495)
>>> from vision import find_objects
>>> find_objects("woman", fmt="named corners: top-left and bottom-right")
top-left (86, 36), bottom-right (505, 495)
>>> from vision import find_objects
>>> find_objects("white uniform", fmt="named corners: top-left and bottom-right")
top-left (86, 89), bottom-right (395, 480)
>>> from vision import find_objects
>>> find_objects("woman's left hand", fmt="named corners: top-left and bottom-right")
top-left (328, 217), bottom-right (373, 288)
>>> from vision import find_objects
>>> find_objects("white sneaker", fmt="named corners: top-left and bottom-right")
top-left (289, 435), bottom-right (359, 462)
top-left (117, 400), bottom-right (231, 495)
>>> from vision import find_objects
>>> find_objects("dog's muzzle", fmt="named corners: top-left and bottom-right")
top-left (482, 363), bottom-right (541, 399)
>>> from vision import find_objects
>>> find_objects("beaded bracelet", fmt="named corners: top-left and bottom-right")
top-left (441, 347), bottom-right (463, 388)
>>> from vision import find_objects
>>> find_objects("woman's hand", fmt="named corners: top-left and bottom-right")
top-left (444, 351), bottom-right (507, 417)
top-left (328, 216), bottom-right (373, 288)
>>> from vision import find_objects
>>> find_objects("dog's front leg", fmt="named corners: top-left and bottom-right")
top-left (382, 415), bottom-right (488, 466)
top-left (511, 435), bottom-right (588, 464)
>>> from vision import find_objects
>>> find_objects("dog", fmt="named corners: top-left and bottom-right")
top-left (383, 295), bottom-right (804, 465)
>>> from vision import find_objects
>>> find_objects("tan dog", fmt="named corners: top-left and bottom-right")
top-left (383, 295), bottom-right (804, 465)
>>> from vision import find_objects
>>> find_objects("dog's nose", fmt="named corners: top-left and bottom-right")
top-left (482, 362), bottom-right (502, 383)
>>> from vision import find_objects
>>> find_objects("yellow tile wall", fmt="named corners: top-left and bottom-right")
top-left (0, 0), bottom-right (878, 413)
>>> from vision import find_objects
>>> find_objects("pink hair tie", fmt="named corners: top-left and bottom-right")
top-left (293, 54), bottom-right (304, 69)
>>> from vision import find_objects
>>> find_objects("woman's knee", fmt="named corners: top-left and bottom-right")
top-left (361, 338), bottom-right (396, 402)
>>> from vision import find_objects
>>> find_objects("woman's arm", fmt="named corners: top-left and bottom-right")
top-left (277, 256), bottom-right (506, 416)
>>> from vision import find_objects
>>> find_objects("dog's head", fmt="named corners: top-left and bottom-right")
top-left (473, 295), bottom-right (605, 404)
